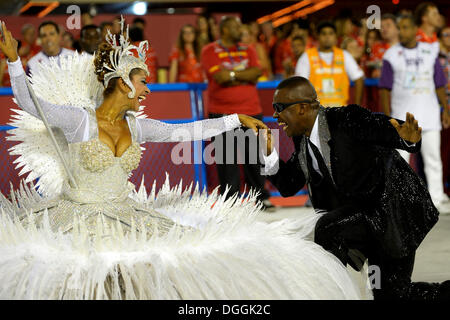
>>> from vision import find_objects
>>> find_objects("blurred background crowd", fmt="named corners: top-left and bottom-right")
top-left (0, 1), bottom-right (448, 88)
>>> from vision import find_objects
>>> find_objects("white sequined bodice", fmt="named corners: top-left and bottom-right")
top-left (62, 110), bottom-right (143, 204)
top-left (63, 139), bottom-right (141, 204)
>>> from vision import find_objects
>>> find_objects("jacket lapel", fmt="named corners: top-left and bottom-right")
top-left (297, 136), bottom-right (310, 182)
top-left (317, 106), bottom-right (336, 186)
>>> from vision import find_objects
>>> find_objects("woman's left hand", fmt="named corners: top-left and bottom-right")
top-left (237, 114), bottom-right (269, 134)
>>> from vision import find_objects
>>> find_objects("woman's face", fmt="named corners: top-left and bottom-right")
top-left (240, 27), bottom-right (251, 44)
top-left (182, 26), bottom-right (196, 44)
top-left (63, 33), bottom-right (73, 48)
top-left (197, 17), bottom-right (208, 32)
top-left (128, 69), bottom-right (150, 111)
top-left (367, 31), bottom-right (378, 48)
top-left (249, 22), bottom-right (259, 38)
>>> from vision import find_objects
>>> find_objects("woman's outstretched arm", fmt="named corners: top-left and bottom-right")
top-left (1, 22), bottom-right (87, 143)
top-left (136, 114), bottom-right (268, 143)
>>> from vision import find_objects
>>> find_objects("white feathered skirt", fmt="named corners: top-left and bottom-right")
top-left (0, 177), bottom-right (368, 300)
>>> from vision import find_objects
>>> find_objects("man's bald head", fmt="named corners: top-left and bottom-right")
top-left (272, 76), bottom-right (320, 137)
top-left (276, 76), bottom-right (318, 101)
top-left (275, 76), bottom-right (319, 108)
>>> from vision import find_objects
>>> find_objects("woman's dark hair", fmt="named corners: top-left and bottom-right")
top-left (196, 15), bottom-right (214, 42)
top-left (129, 26), bottom-right (144, 42)
top-left (364, 29), bottom-right (381, 55)
top-left (414, 2), bottom-right (437, 26)
top-left (176, 24), bottom-right (199, 59)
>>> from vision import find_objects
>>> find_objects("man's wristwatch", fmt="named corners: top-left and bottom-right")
top-left (229, 71), bottom-right (236, 82)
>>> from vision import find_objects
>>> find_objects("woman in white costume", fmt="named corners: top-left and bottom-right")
top-left (0, 20), bottom-right (368, 300)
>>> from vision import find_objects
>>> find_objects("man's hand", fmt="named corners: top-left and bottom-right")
top-left (443, 110), bottom-right (450, 129)
top-left (213, 69), bottom-right (232, 84)
top-left (260, 128), bottom-right (274, 156)
top-left (237, 114), bottom-right (268, 135)
top-left (389, 112), bottom-right (422, 144)
top-left (0, 21), bottom-right (19, 62)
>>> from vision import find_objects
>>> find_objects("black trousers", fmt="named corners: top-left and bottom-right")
top-left (314, 206), bottom-right (450, 300)
top-left (209, 113), bottom-right (270, 202)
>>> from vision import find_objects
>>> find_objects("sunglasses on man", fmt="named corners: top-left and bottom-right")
top-left (272, 100), bottom-right (315, 113)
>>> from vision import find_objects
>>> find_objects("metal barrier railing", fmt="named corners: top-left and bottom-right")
top-left (0, 78), bottom-right (382, 197)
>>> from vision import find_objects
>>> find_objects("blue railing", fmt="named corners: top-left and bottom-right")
top-left (0, 79), bottom-right (381, 196)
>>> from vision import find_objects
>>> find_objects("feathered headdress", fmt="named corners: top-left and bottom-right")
top-left (98, 16), bottom-right (149, 99)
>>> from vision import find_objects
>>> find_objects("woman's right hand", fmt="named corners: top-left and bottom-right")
top-left (0, 21), bottom-right (19, 62)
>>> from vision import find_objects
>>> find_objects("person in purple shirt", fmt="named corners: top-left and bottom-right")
top-left (379, 14), bottom-right (450, 215)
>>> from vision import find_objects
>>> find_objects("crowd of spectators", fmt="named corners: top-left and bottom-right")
top-left (0, 3), bottom-right (449, 88)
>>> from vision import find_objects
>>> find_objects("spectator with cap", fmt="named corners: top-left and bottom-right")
top-left (26, 21), bottom-right (73, 74)
top-left (295, 21), bottom-right (364, 107)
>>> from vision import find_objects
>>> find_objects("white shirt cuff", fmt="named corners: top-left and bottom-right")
top-left (224, 114), bottom-right (241, 131)
top-left (261, 149), bottom-right (279, 176)
top-left (6, 57), bottom-right (25, 78)
top-left (402, 139), bottom-right (416, 148)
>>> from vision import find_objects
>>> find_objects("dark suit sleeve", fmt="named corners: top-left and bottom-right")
top-left (267, 152), bottom-right (306, 197)
top-left (334, 104), bottom-right (421, 153)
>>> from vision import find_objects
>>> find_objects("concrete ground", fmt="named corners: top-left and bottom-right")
top-left (257, 206), bottom-right (450, 283)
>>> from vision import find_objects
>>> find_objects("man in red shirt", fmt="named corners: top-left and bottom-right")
top-left (201, 16), bottom-right (274, 210)
top-left (414, 2), bottom-right (441, 46)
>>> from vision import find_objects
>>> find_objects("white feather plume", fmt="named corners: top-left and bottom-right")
top-left (0, 176), bottom-right (367, 300)
top-left (5, 52), bottom-right (148, 196)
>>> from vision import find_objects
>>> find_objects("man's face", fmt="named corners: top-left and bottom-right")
top-left (273, 89), bottom-right (310, 137)
top-left (381, 18), bottom-right (398, 42)
top-left (182, 26), bottom-right (196, 44)
top-left (23, 27), bottom-right (35, 44)
top-left (240, 27), bottom-right (251, 44)
top-left (81, 28), bottom-right (101, 54)
top-left (398, 18), bottom-right (417, 46)
top-left (225, 19), bottom-right (242, 42)
top-left (423, 6), bottom-right (441, 29)
top-left (261, 22), bottom-right (273, 37)
top-left (440, 27), bottom-right (450, 49)
top-left (39, 24), bottom-right (61, 56)
top-left (292, 39), bottom-right (305, 57)
top-left (318, 27), bottom-right (336, 50)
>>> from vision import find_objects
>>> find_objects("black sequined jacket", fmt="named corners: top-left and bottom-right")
top-left (268, 104), bottom-right (439, 258)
